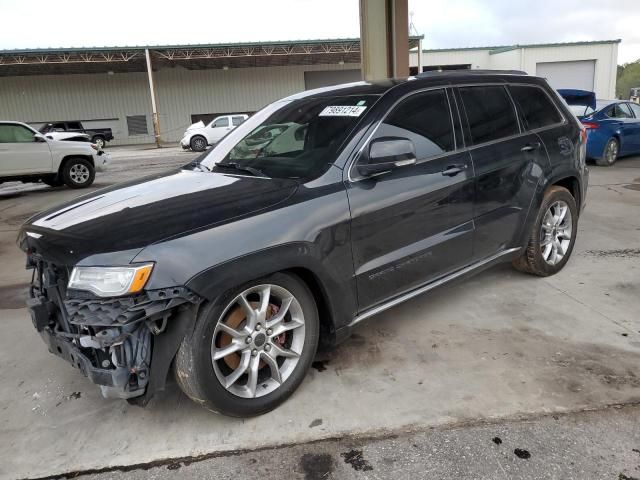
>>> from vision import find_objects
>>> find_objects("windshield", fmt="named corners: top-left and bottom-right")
top-left (201, 94), bottom-right (379, 179)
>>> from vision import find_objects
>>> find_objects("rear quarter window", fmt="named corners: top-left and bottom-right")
top-left (459, 86), bottom-right (519, 145)
top-left (510, 85), bottom-right (564, 129)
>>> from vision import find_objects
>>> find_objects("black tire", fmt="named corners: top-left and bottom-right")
top-left (61, 158), bottom-right (95, 189)
top-left (175, 272), bottom-right (319, 417)
top-left (513, 185), bottom-right (578, 277)
top-left (92, 136), bottom-right (106, 149)
top-left (190, 135), bottom-right (208, 152)
top-left (42, 175), bottom-right (64, 187)
top-left (595, 138), bottom-right (618, 166)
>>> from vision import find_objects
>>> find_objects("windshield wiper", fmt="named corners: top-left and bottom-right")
top-left (214, 162), bottom-right (270, 178)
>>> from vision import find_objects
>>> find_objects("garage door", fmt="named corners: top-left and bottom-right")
top-left (536, 60), bottom-right (595, 91)
top-left (304, 69), bottom-right (361, 90)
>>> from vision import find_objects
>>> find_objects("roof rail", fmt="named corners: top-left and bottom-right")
top-left (416, 69), bottom-right (528, 77)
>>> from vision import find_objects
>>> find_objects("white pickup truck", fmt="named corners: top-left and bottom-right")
top-left (0, 121), bottom-right (108, 189)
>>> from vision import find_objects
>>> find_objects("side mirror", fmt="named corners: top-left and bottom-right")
top-left (34, 133), bottom-right (47, 143)
top-left (357, 137), bottom-right (417, 177)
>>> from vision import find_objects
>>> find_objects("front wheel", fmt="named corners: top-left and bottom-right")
top-left (513, 185), bottom-right (578, 276)
top-left (175, 272), bottom-right (319, 417)
top-left (61, 158), bottom-right (95, 189)
top-left (596, 138), bottom-right (618, 166)
top-left (190, 135), bottom-right (208, 152)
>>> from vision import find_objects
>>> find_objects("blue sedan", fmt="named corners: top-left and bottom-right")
top-left (559, 89), bottom-right (640, 166)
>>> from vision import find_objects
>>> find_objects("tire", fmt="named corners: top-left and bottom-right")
top-left (512, 185), bottom-right (578, 277)
top-left (42, 175), bottom-right (63, 187)
top-left (175, 272), bottom-right (319, 417)
top-left (61, 158), bottom-right (95, 189)
top-left (595, 138), bottom-right (618, 166)
top-left (190, 135), bottom-right (208, 152)
top-left (92, 136), bottom-right (106, 149)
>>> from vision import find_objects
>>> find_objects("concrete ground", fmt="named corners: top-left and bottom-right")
top-left (0, 147), bottom-right (639, 480)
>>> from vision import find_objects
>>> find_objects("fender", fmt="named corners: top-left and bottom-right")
top-left (185, 241), bottom-right (359, 344)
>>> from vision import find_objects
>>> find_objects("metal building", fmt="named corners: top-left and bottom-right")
top-left (0, 38), bottom-right (421, 145)
top-left (409, 40), bottom-right (620, 99)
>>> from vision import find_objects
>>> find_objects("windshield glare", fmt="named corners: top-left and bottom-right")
top-left (201, 95), bottom-right (379, 179)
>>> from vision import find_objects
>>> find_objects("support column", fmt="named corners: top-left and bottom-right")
top-left (359, 0), bottom-right (409, 81)
top-left (145, 48), bottom-right (162, 148)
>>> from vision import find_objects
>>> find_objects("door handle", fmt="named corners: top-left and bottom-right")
top-left (441, 164), bottom-right (467, 176)
top-left (521, 142), bottom-right (541, 152)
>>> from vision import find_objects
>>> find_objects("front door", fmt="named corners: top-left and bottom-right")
top-left (456, 84), bottom-right (549, 260)
top-left (209, 116), bottom-right (232, 144)
top-left (347, 88), bottom-right (475, 311)
top-left (0, 124), bottom-right (52, 175)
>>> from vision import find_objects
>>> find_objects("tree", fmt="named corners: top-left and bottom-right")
top-left (616, 60), bottom-right (640, 99)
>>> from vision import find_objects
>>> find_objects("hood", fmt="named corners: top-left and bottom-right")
top-left (18, 168), bottom-right (298, 265)
top-left (186, 121), bottom-right (205, 131)
top-left (557, 89), bottom-right (596, 110)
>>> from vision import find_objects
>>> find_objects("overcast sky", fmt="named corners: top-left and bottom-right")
top-left (0, 0), bottom-right (637, 64)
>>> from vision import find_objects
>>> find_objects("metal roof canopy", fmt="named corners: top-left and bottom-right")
top-left (0, 37), bottom-right (423, 77)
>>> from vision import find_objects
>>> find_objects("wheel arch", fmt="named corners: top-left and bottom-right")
top-left (58, 154), bottom-right (95, 175)
top-left (551, 175), bottom-right (581, 211)
top-left (184, 243), bottom-right (357, 349)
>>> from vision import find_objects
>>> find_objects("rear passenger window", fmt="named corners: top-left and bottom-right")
top-left (231, 116), bottom-right (245, 127)
top-left (459, 86), bottom-right (519, 144)
top-left (377, 89), bottom-right (454, 159)
top-left (510, 85), bottom-right (563, 130)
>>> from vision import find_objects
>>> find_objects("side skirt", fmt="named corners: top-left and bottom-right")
top-left (346, 247), bottom-right (521, 330)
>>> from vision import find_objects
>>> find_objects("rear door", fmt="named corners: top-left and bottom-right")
top-left (0, 124), bottom-right (52, 175)
top-left (457, 84), bottom-right (549, 260)
top-left (347, 88), bottom-right (474, 310)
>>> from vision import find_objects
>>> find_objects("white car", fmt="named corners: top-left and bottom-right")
top-left (0, 121), bottom-right (108, 189)
top-left (180, 114), bottom-right (249, 152)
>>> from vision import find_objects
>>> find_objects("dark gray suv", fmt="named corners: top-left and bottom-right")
top-left (19, 71), bottom-right (588, 416)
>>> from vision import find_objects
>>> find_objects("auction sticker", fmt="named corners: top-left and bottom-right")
top-left (319, 105), bottom-right (367, 117)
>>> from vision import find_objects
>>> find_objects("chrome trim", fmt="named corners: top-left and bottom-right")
top-left (348, 247), bottom-right (521, 328)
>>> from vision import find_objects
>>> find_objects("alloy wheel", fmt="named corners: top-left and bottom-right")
top-left (193, 137), bottom-right (206, 151)
top-left (211, 284), bottom-right (306, 399)
top-left (95, 138), bottom-right (105, 149)
top-left (69, 163), bottom-right (91, 184)
top-left (540, 200), bottom-right (572, 266)
top-left (606, 140), bottom-right (618, 164)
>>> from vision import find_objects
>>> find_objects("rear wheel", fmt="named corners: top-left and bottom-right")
top-left (92, 136), bottom-right (106, 149)
top-left (61, 158), bottom-right (95, 189)
top-left (190, 135), bottom-right (208, 152)
top-left (596, 138), bottom-right (618, 166)
top-left (513, 185), bottom-right (578, 276)
top-left (175, 272), bottom-right (319, 417)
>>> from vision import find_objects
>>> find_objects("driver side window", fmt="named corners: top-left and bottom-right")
top-left (374, 89), bottom-right (455, 161)
top-left (212, 117), bottom-right (230, 128)
top-left (0, 124), bottom-right (35, 143)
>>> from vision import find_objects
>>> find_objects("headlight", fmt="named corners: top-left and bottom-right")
top-left (68, 264), bottom-right (154, 297)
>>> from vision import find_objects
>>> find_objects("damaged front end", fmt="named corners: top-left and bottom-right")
top-left (26, 256), bottom-right (201, 401)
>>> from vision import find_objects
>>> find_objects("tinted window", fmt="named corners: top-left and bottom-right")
top-left (459, 86), bottom-right (519, 144)
top-left (67, 122), bottom-right (82, 129)
top-left (376, 89), bottom-right (454, 159)
top-left (52, 123), bottom-right (66, 130)
top-left (629, 103), bottom-right (640, 118)
top-left (212, 117), bottom-right (229, 128)
top-left (0, 124), bottom-right (35, 143)
top-left (510, 85), bottom-right (563, 129)
top-left (606, 104), bottom-right (633, 119)
top-left (231, 116), bottom-right (246, 126)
